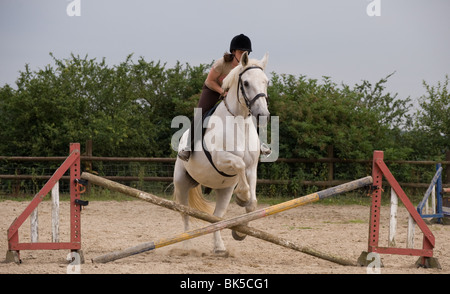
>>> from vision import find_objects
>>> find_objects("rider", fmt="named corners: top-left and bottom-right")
top-left (178, 34), bottom-right (269, 161)
top-left (198, 34), bottom-right (252, 116)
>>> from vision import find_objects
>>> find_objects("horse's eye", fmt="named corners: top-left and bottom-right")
top-left (244, 81), bottom-right (249, 87)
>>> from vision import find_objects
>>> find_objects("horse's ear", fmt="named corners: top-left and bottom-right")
top-left (261, 52), bottom-right (269, 70)
top-left (241, 51), bottom-right (249, 67)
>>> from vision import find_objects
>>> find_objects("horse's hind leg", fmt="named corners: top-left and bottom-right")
top-left (174, 185), bottom-right (190, 231)
top-left (173, 160), bottom-right (197, 247)
top-left (232, 166), bottom-right (258, 241)
top-left (211, 187), bottom-right (234, 254)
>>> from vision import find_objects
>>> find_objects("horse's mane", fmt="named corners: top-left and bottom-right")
top-left (222, 59), bottom-right (262, 91)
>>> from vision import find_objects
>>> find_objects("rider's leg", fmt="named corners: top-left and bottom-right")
top-left (178, 84), bottom-right (221, 161)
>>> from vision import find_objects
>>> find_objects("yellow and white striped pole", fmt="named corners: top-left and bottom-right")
top-left (89, 174), bottom-right (372, 264)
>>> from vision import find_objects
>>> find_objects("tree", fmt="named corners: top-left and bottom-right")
top-left (414, 75), bottom-right (450, 157)
top-left (267, 72), bottom-right (412, 160)
top-left (0, 53), bottom-right (209, 157)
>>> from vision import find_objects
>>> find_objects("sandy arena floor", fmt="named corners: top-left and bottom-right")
top-left (1, 199), bottom-right (449, 274)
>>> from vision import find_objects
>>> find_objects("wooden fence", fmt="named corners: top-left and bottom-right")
top-left (1, 154), bottom-right (449, 189)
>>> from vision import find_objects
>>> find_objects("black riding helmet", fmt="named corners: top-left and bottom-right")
top-left (230, 34), bottom-right (252, 54)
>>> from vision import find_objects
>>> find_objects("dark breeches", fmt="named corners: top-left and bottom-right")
top-left (188, 84), bottom-right (221, 151)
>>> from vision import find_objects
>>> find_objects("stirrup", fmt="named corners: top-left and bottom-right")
top-left (260, 143), bottom-right (271, 156)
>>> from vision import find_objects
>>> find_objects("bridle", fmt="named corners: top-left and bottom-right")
top-left (223, 66), bottom-right (269, 117)
top-left (237, 66), bottom-right (269, 116)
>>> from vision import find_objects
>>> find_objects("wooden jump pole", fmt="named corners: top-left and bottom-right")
top-left (82, 172), bottom-right (372, 264)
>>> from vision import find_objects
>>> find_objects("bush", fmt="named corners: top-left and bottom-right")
top-left (0, 53), bottom-right (447, 198)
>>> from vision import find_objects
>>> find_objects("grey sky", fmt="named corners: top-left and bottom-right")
top-left (1, 0), bottom-right (449, 105)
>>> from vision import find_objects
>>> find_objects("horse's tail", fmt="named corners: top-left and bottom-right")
top-left (188, 185), bottom-right (214, 215)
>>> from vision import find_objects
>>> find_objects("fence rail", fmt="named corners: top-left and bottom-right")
top-left (1, 155), bottom-right (450, 165)
top-left (1, 155), bottom-right (449, 189)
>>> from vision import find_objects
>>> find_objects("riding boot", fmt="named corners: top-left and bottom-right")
top-left (178, 126), bottom-right (193, 162)
top-left (178, 148), bottom-right (191, 161)
top-left (178, 108), bottom-right (203, 162)
top-left (260, 142), bottom-right (272, 156)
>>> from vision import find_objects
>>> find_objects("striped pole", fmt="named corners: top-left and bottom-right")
top-left (82, 173), bottom-right (359, 266)
top-left (87, 174), bottom-right (372, 263)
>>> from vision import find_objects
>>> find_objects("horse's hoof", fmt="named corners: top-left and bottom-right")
top-left (235, 196), bottom-right (250, 207)
top-left (232, 230), bottom-right (247, 241)
top-left (213, 250), bottom-right (229, 257)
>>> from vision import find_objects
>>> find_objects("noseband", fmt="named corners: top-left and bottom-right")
top-left (236, 66), bottom-right (269, 116)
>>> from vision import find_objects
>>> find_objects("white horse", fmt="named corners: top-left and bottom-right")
top-left (173, 52), bottom-right (270, 254)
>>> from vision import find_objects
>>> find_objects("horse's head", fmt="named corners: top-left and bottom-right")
top-left (223, 52), bottom-right (270, 123)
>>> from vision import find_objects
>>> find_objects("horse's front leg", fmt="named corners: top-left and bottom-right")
top-left (244, 165), bottom-right (258, 213)
top-left (213, 151), bottom-right (251, 207)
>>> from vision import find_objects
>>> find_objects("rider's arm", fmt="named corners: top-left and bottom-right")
top-left (205, 67), bottom-right (226, 96)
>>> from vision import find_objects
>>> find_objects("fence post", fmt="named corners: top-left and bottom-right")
top-left (407, 216), bottom-right (415, 249)
top-left (446, 150), bottom-right (450, 184)
top-left (30, 208), bottom-right (38, 243)
top-left (52, 182), bottom-right (60, 243)
top-left (327, 145), bottom-right (334, 182)
top-left (388, 188), bottom-right (398, 247)
top-left (85, 139), bottom-right (93, 194)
